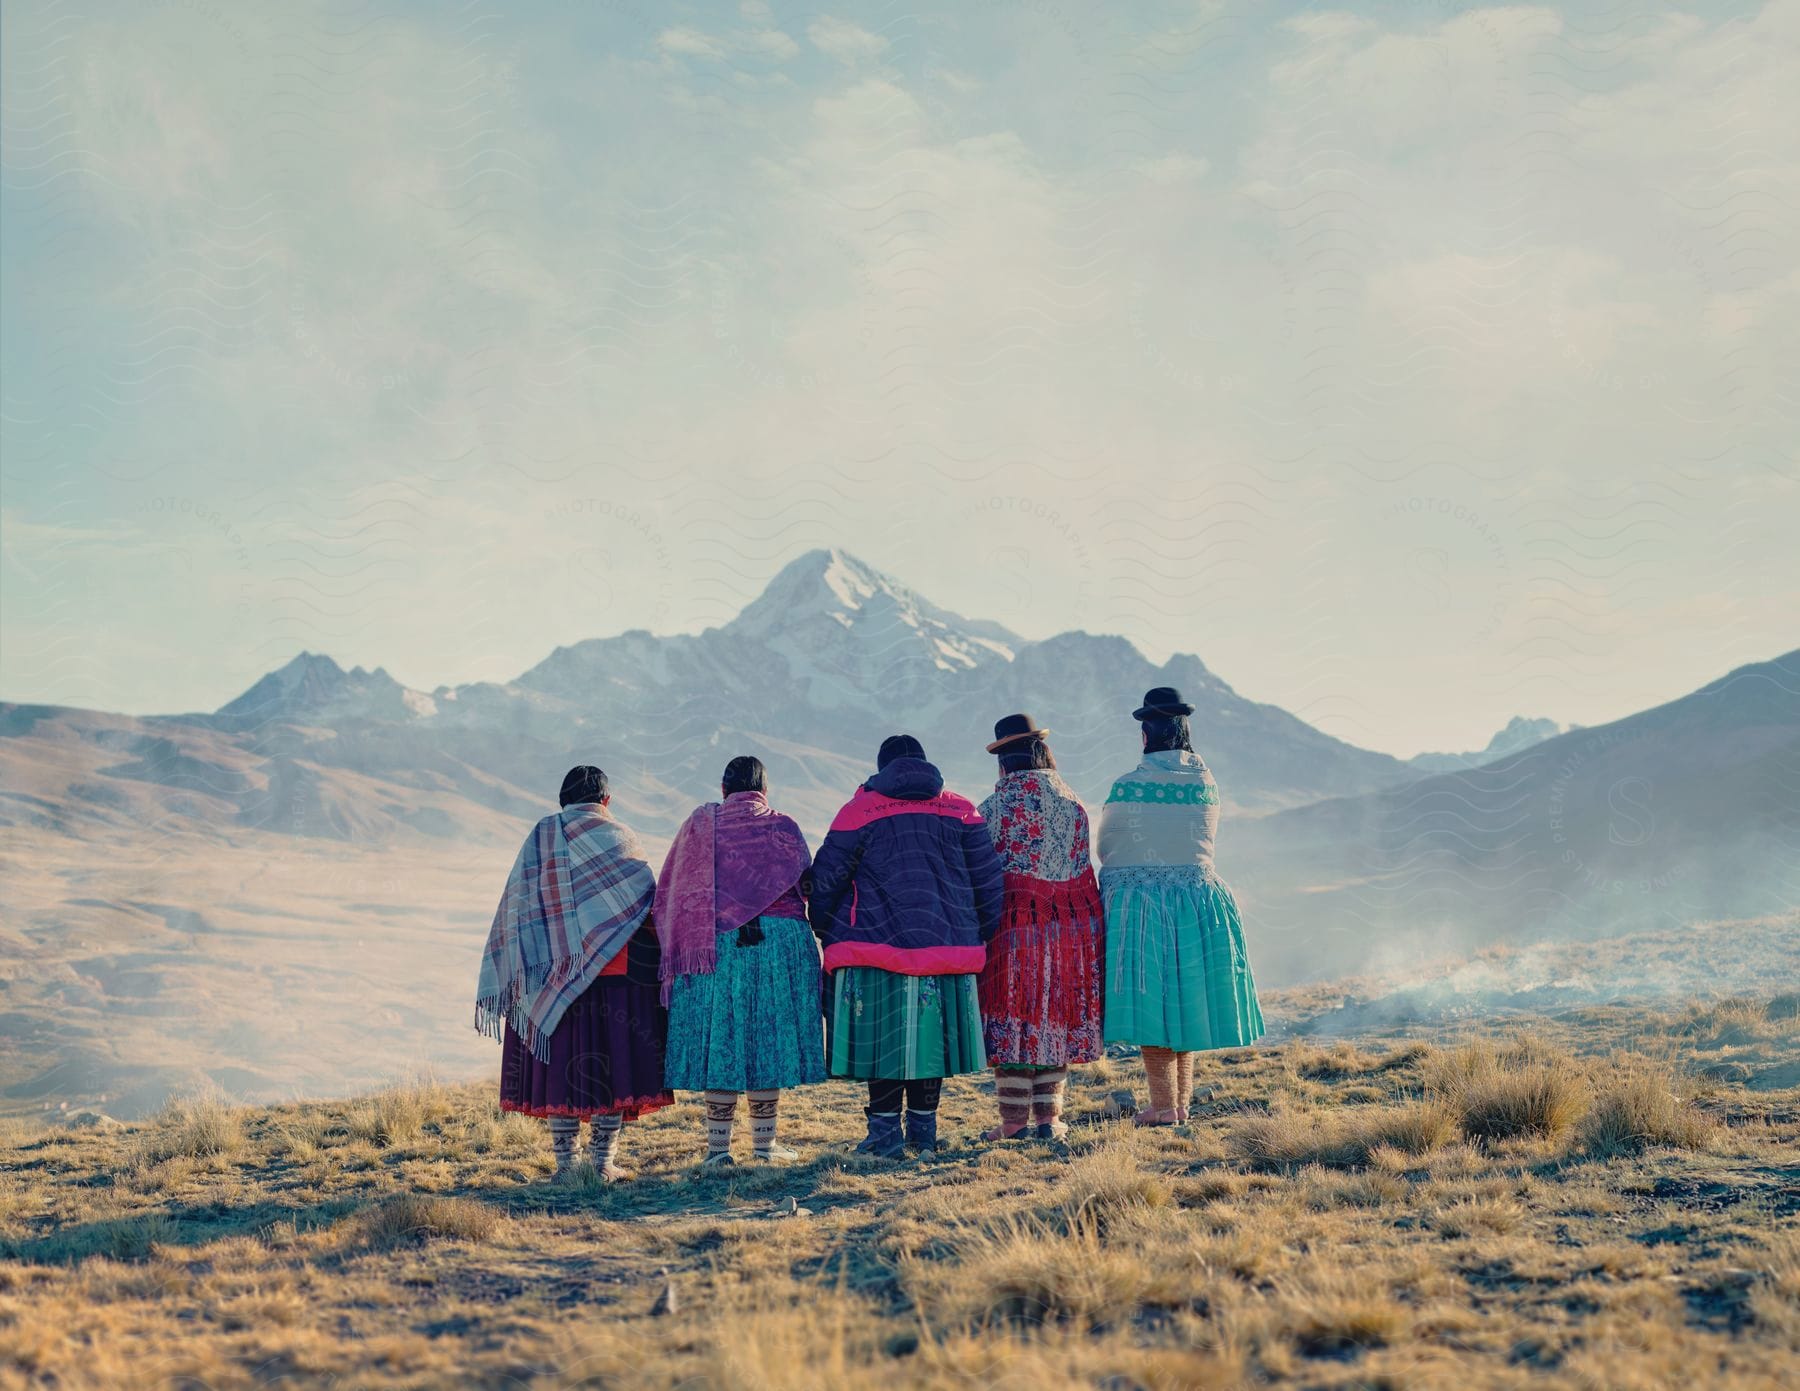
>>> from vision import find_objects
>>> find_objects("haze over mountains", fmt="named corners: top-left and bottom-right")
top-left (1406, 717), bottom-right (1570, 773)
top-left (1233, 649), bottom-right (1800, 976)
top-left (2, 549), bottom-right (1418, 850)
top-left (2, 549), bottom-right (1795, 1115)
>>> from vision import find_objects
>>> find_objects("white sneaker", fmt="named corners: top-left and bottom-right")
top-left (754, 1141), bottom-right (801, 1163)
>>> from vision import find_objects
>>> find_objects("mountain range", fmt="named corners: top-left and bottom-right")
top-left (0, 549), bottom-right (1418, 850)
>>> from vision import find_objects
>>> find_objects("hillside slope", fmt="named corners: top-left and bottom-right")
top-left (1229, 650), bottom-right (1800, 982)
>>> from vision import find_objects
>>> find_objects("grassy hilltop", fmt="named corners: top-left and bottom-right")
top-left (3, 924), bottom-right (1799, 1390)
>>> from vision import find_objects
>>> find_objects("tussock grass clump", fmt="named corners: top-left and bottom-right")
top-left (1274, 1274), bottom-right (1408, 1356)
top-left (1671, 996), bottom-right (1798, 1047)
top-left (1057, 1140), bottom-right (1172, 1228)
top-left (359, 1194), bottom-right (500, 1247)
top-left (106, 1213), bottom-right (177, 1261)
top-left (346, 1076), bottom-right (450, 1149)
top-left (136, 1092), bottom-right (244, 1163)
top-left (1289, 1040), bottom-right (1433, 1081)
top-left (1431, 1197), bottom-right (1525, 1238)
top-left (1577, 1068), bottom-right (1715, 1156)
top-left (1227, 1102), bottom-right (1454, 1171)
top-left (1749, 1235), bottom-right (1800, 1350)
top-left (909, 1222), bottom-right (1167, 1332)
top-left (1425, 1038), bottom-right (1587, 1143)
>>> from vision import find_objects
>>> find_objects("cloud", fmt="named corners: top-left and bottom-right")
top-left (1130, 153), bottom-right (1210, 184)
top-left (808, 16), bottom-right (889, 64)
top-left (657, 21), bottom-right (798, 64)
top-left (3, 0), bottom-right (1794, 752)
top-left (657, 27), bottom-right (727, 61)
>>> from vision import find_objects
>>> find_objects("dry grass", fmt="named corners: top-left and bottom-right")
top-left (1425, 1036), bottom-right (1590, 1142)
top-left (1273, 1272), bottom-right (1409, 1357)
top-left (1579, 1065), bottom-right (1717, 1155)
top-left (1227, 1101), bottom-right (1455, 1170)
top-left (1287, 1040), bottom-right (1432, 1081)
top-left (1, 980), bottom-right (1797, 1389)
top-left (344, 1075), bottom-right (452, 1148)
top-left (910, 1220), bottom-right (1173, 1332)
top-left (359, 1193), bottom-right (502, 1246)
top-left (131, 1091), bottom-right (243, 1163)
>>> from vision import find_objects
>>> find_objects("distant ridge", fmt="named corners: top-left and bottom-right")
top-left (1408, 716), bottom-right (1568, 773)
top-left (1231, 649), bottom-right (1800, 982)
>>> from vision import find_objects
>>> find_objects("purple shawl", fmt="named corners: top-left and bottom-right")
top-left (653, 790), bottom-right (811, 1002)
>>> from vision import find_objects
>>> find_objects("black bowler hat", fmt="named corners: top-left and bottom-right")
top-left (1132, 687), bottom-right (1195, 721)
top-left (986, 712), bottom-right (1050, 753)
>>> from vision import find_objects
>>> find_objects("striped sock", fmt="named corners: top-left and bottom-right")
top-left (549, 1117), bottom-right (578, 1170)
top-left (748, 1089), bottom-right (779, 1157)
top-left (1030, 1068), bottom-right (1068, 1124)
top-left (704, 1090), bottom-right (738, 1157)
top-left (588, 1113), bottom-right (623, 1171)
top-left (994, 1069), bottom-right (1033, 1132)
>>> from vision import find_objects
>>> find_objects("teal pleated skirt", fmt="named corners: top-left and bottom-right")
top-left (664, 916), bottom-right (827, 1091)
top-left (1100, 865), bottom-right (1265, 1051)
top-left (827, 968), bottom-right (986, 1080)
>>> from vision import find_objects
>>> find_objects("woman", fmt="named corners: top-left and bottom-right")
top-left (476, 765), bottom-right (673, 1180)
top-left (1098, 688), bottom-right (1264, 1124)
top-left (976, 714), bottom-right (1106, 1140)
top-left (657, 755), bottom-right (824, 1165)
top-left (809, 734), bottom-right (1004, 1157)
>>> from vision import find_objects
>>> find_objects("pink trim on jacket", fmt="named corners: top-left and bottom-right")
top-left (822, 941), bottom-right (987, 975)
top-left (829, 786), bottom-right (986, 833)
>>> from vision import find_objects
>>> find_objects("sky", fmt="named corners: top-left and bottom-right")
top-left (1, 0), bottom-right (1795, 758)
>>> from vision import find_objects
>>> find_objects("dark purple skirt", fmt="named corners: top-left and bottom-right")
top-left (499, 924), bottom-right (674, 1121)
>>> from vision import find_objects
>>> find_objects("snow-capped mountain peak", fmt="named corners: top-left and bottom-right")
top-left (721, 549), bottom-right (1019, 698)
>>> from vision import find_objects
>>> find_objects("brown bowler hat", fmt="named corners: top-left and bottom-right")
top-left (986, 712), bottom-right (1050, 753)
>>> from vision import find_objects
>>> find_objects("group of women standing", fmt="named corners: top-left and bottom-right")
top-left (475, 687), bottom-right (1265, 1178)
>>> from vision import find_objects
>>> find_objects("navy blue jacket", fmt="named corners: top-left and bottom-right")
top-left (808, 757), bottom-right (1004, 975)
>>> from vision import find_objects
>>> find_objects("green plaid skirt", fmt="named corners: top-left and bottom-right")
top-left (826, 968), bottom-right (986, 1080)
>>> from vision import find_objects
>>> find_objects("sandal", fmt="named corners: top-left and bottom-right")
top-left (981, 1123), bottom-right (1030, 1142)
top-left (1034, 1119), bottom-right (1069, 1141)
top-left (1132, 1106), bottom-right (1181, 1128)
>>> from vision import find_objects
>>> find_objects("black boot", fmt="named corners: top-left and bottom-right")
top-left (854, 1109), bottom-right (905, 1158)
top-left (904, 1108), bottom-right (940, 1154)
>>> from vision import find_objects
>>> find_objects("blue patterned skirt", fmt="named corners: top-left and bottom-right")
top-left (664, 916), bottom-right (827, 1092)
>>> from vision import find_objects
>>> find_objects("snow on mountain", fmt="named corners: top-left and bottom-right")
top-left (1408, 715), bottom-right (1568, 773)
top-left (719, 549), bottom-right (1019, 708)
top-left (6, 550), bottom-right (1414, 847)
top-left (496, 549), bottom-right (1414, 823)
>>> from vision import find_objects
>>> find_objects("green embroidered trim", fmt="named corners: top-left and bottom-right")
top-left (1106, 780), bottom-right (1219, 806)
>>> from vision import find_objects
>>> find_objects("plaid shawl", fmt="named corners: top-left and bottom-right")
top-left (474, 803), bottom-right (655, 1062)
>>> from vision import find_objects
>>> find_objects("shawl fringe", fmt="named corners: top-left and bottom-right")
top-left (475, 946), bottom-right (601, 1062)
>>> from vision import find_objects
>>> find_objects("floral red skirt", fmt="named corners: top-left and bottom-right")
top-left (977, 870), bottom-right (1106, 1068)
top-left (499, 923), bottom-right (674, 1121)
